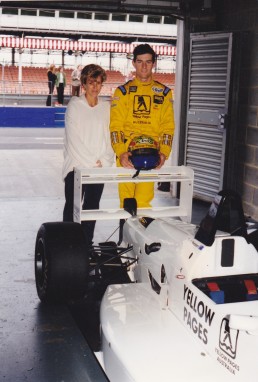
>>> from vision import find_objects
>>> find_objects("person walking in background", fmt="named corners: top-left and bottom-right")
top-left (71, 64), bottom-right (82, 96)
top-left (55, 66), bottom-right (66, 106)
top-left (46, 64), bottom-right (56, 106)
top-left (110, 43), bottom-right (175, 208)
top-left (62, 64), bottom-right (114, 245)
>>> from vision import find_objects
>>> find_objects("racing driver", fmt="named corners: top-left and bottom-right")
top-left (110, 43), bottom-right (175, 207)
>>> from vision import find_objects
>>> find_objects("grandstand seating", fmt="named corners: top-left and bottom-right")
top-left (153, 72), bottom-right (175, 85)
top-left (0, 65), bottom-right (174, 97)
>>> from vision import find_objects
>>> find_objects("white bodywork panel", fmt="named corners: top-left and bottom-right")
top-left (100, 219), bottom-right (258, 381)
top-left (101, 283), bottom-right (235, 382)
top-left (73, 166), bottom-right (258, 381)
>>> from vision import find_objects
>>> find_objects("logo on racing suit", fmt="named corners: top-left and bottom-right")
top-left (111, 131), bottom-right (119, 144)
top-left (162, 134), bottom-right (172, 147)
top-left (133, 95), bottom-right (151, 115)
top-left (152, 86), bottom-right (163, 93)
top-left (153, 95), bottom-right (164, 104)
top-left (129, 86), bottom-right (137, 93)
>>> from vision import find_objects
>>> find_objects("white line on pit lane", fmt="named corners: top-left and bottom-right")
top-left (35, 138), bottom-right (63, 140)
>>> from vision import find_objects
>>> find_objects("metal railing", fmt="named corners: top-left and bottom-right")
top-left (0, 80), bottom-right (175, 106)
top-left (0, 80), bottom-right (54, 106)
top-left (0, 80), bottom-right (50, 95)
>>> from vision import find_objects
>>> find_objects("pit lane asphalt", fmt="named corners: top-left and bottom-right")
top-left (0, 127), bottom-right (209, 381)
top-left (0, 128), bottom-right (110, 382)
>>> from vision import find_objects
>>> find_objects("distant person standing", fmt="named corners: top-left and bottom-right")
top-left (46, 64), bottom-right (56, 106)
top-left (71, 65), bottom-right (82, 96)
top-left (55, 66), bottom-right (66, 106)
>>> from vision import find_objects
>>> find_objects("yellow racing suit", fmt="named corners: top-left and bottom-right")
top-left (110, 76), bottom-right (175, 208)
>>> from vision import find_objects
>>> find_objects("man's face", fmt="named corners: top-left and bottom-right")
top-left (132, 53), bottom-right (155, 82)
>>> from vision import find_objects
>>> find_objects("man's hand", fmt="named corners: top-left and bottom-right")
top-left (156, 153), bottom-right (166, 169)
top-left (119, 152), bottom-right (134, 168)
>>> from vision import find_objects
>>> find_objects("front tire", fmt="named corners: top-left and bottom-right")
top-left (35, 222), bottom-right (89, 303)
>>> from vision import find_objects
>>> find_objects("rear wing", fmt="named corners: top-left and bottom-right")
top-left (73, 166), bottom-right (194, 223)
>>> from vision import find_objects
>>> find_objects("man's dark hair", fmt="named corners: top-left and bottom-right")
top-left (133, 44), bottom-right (156, 63)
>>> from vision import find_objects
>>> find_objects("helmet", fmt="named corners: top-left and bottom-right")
top-left (128, 135), bottom-right (160, 170)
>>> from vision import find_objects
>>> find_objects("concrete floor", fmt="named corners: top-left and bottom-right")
top-left (0, 128), bottom-right (209, 381)
top-left (0, 130), bottom-right (110, 381)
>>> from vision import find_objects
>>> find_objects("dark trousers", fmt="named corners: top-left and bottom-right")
top-left (46, 83), bottom-right (55, 106)
top-left (63, 171), bottom-right (104, 245)
top-left (72, 85), bottom-right (81, 97)
top-left (57, 83), bottom-right (64, 105)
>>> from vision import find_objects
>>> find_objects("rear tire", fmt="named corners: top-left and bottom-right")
top-left (35, 222), bottom-right (89, 303)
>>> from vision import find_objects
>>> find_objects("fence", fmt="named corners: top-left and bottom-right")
top-left (0, 80), bottom-right (121, 106)
top-left (0, 79), bottom-right (175, 106)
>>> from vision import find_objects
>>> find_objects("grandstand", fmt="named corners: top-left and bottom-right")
top-left (0, 66), bottom-right (175, 104)
top-left (0, 64), bottom-right (175, 102)
top-left (0, 3), bottom-right (176, 109)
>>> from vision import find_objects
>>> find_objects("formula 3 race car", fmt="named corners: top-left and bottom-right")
top-left (34, 166), bottom-right (258, 382)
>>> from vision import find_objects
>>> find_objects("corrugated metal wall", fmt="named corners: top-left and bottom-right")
top-left (185, 32), bottom-right (232, 201)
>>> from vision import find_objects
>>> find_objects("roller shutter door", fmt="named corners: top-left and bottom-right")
top-left (185, 32), bottom-right (233, 201)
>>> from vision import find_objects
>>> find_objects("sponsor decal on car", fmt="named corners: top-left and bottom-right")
top-left (215, 317), bottom-right (240, 375)
top-left (183, 284), bottom-right (215, 345)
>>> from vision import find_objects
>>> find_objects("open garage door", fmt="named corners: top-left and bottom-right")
top-left (185, 32), bottom-right (233, 201)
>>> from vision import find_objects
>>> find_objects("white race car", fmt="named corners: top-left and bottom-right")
top-left (35, 166), bottom-right (258, 382)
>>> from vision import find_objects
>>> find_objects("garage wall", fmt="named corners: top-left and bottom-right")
top-left (216, 0), bottom-right (258, 219)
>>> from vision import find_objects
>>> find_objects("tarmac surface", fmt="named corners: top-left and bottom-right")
top-left (0, 128), bottom-right (209, 381)
top-left (0, 128), bottom-right (110, 381)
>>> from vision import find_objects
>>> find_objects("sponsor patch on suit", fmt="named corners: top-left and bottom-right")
top-left (129, 86), bottom-right (137, 93)
top-left (153, 95), bottom-right (164, 104)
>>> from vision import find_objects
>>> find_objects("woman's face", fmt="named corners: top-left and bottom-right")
top-left (84, 75), bottom-right (103, 98)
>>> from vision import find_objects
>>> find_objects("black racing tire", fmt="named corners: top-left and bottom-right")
top-left (35, 222), bottom-right (89, 303)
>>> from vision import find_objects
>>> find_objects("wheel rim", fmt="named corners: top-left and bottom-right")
top-left (35, 238), bottom-right (46, 289)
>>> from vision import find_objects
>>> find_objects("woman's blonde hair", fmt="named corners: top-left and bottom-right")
top-left (48, 64), bottom-right (55, 72)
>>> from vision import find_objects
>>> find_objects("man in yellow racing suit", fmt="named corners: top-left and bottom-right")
top-left (110, 43), bottom-right (175, 208)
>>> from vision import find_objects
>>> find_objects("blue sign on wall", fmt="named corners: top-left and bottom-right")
top-left (0, 107), bottom-right (65, 128)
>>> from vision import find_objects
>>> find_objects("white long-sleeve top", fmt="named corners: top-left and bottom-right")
top-left (62, 94), bottom-right (114, 180)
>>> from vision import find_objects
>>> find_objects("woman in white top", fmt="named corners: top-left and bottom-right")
top-left (55, 66), bottom-right (66, 105)
top-left (62, 64), bottom-right (114, 245)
